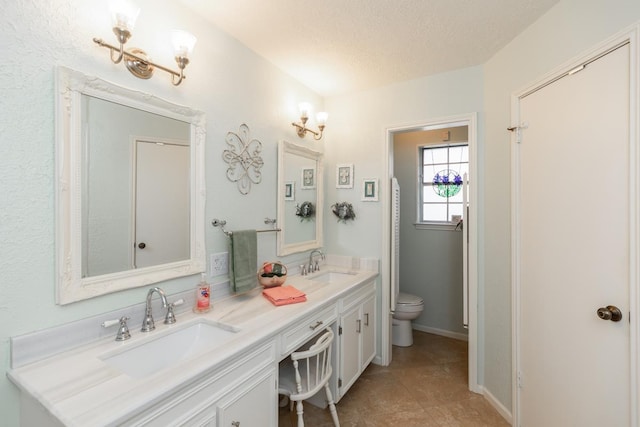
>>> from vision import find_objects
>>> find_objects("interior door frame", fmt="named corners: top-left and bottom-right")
top-left (130, 135), bottom-right (190, 269)
top-left (511, 24), bottom-right (640, 426)
top-left (381, 112), bottom-right (480, 393)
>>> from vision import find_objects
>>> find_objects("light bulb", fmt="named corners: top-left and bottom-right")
top-left (316, 111), bottom-right (328, 126)
top-left (171, 30), bottom-right (197, 58)
top-left (298, 102), bottom-right (312, 119)
top-left (109, 0), bottom-right (140, 31)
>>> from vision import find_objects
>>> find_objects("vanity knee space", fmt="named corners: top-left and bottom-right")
top-left (277, 279), bottom-right (377, 407)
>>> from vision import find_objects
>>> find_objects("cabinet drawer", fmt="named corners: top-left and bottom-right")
top-left (280, 304), bottom-right (337, 356)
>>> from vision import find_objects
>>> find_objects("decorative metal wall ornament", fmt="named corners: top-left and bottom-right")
top-left (295, 201), bottom-right (315, 221)
top-left (433, 169), bottom-right (462, 198)
top-left (331, 202), bottom-right (356, 223)
top-left (222, 124), bottom-right (264, 195)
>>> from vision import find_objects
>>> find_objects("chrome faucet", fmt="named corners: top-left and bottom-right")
top-left (308, 249), bottom-right (325, 273)
top-left (141, 287), bottom-right (168, 332)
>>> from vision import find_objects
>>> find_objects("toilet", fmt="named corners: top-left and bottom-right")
top-left (392, 292), bottom-right (425, 347)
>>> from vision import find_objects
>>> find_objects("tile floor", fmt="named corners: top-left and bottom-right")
top-left (278, 331), bottom-right (510, 426)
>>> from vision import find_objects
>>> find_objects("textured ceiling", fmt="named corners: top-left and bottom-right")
top-left (179, 0), bottom-right (560, 96)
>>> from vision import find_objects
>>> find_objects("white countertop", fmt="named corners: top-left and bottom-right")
top-left (8, 267), bottom-right (378, 426)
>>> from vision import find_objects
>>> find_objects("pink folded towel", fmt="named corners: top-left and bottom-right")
top-left (263, 285), bottom-right (307, 306)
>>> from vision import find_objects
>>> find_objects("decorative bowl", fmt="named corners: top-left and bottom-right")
top-left (257, 262), bottom-right (288, 288)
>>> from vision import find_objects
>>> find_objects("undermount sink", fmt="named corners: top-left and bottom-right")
top-left (100, 320), bottom-right (239, 378)
top-left (311, 271), bottom-right (357, 283)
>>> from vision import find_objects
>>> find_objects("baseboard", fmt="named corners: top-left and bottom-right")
top-left (480, 386), bottom-right (513, 425)
top-left (412, 324), bottom-right (469, 342)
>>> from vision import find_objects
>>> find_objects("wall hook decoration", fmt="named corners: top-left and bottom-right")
top-left (331, 202), bottom-right (356, 223)
top-left (222, 124), bottom-right (264, 195)
top-left (295, 201), bottom-right (315, 221)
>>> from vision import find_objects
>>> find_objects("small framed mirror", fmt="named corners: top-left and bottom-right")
top-left (277, 140), bottom-right (323, 256)
top-left (55, 67), bottom-right (206, 304)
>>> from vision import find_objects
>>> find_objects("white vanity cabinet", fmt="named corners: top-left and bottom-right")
top-left (337, 280), bottom-right (376, 399)
top-left (216, 367), bottom-right (277, 427)
top-left (9, 268), bottom-right (379, 426)
top-left (119, 342), bottom-right (277, 426)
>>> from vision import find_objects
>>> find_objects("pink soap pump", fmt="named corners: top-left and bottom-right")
top-left (194, 273), bottom-right (211, 313)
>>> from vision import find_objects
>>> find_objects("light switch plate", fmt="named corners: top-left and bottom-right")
top-left (210, 252), bottom-right (229, 277)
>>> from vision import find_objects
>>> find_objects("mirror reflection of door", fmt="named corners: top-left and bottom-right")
top-left (133, 139), bottom-right (190, 268)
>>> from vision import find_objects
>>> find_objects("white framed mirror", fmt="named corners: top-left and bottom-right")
top-left (277, 140), bottom-right (323, 256)
top-left (55, 66), bottom-right (206, 304)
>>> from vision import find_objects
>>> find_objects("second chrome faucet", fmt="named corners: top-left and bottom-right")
top-left (308, 249), bottom-right (325, 274)
top-left (141, 287), bottom-right (168, 332)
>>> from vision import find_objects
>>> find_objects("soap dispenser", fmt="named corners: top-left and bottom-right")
top-left (194, 273), bottom-right (211, 313)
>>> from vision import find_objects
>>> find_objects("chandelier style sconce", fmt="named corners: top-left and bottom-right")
top-left (93, 0), bottom-right (197, 86)
top-left (292, 102), bottom-right (328, 141)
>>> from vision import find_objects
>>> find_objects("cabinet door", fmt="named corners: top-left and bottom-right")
top-left (217, 367), bottom-right (277, 427)
top-left (361, 294), bottom-right (376, 368)
top-left (339, 304), bottom-right (361, 396)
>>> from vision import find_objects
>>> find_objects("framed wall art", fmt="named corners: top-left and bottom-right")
top-left (284, 181), bottom-right (295, 201)
top-left (336, 163), bottom-right (354, 189)
top-left (301, 167), bottom-right (316, 189)
top-left (362, 178), bottom-right (378, 201)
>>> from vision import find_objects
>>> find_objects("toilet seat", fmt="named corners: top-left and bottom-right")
top-left (396, 292), bottom-right (423, 307)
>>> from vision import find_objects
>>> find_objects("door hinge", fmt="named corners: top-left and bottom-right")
top-left (567, 64), bottom-right (585, 75)
top-left (338, 378), bottom-right (342, 388)
top-left (507, 122), bottom-right (528, 144)
top-left (339, 326), bottom-right (342, 335)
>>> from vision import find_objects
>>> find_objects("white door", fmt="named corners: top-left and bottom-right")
top-left (515, 42), bottom-right (633, 425)
top-left (134, 140), bottom-right (190, 268)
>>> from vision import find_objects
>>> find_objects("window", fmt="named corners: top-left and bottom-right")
top-left (420, 144), bottom-right (468, 223)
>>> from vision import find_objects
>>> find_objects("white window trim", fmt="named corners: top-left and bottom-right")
top-left (414, 222), bottom-right (462, 231)
top-left (417, 142), bottom-right (468, 226)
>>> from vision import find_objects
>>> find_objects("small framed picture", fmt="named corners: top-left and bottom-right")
top-left (336, 163), bottom-right (354, 189)
top-left (301, 168), bottom-right (315, 189)
top-left (362, 178), bottom-right (378, 201)
top-left (284, 181), bottom-right (295, 201)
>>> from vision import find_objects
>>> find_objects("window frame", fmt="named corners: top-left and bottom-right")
top-left (417, 142), bottom-right (469, 227)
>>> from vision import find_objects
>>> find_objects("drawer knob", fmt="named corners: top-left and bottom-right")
top-left (309, 320), bottom-right (323, 330)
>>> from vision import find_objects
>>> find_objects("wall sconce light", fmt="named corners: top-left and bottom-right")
top-left (93, 0), bottom-right (197, 86)
top-left (292, 102), bottom-right (328, 141)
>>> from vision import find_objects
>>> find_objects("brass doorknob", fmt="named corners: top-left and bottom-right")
top-left (596, 305), bottom-right (622, 322)
top-left (138, 242), bottom-right (146, 249)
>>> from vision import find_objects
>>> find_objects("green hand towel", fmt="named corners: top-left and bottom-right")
top-left (229, 230), bottom-right (258, 293)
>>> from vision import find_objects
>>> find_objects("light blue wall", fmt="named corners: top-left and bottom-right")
top-left (0, 1), bottom-right (322, 424)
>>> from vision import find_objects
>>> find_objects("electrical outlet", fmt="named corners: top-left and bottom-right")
top-left (210, 252), bottom-right (229, 277)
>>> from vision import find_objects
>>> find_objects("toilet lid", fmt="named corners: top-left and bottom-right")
top-left (397, 292), bottom-right (423, 305)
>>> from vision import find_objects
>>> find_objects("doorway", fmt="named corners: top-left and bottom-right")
top-left (512, 30), bottom-right (638, 425)
top-left (381, 113), bottom-right (479, 393)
